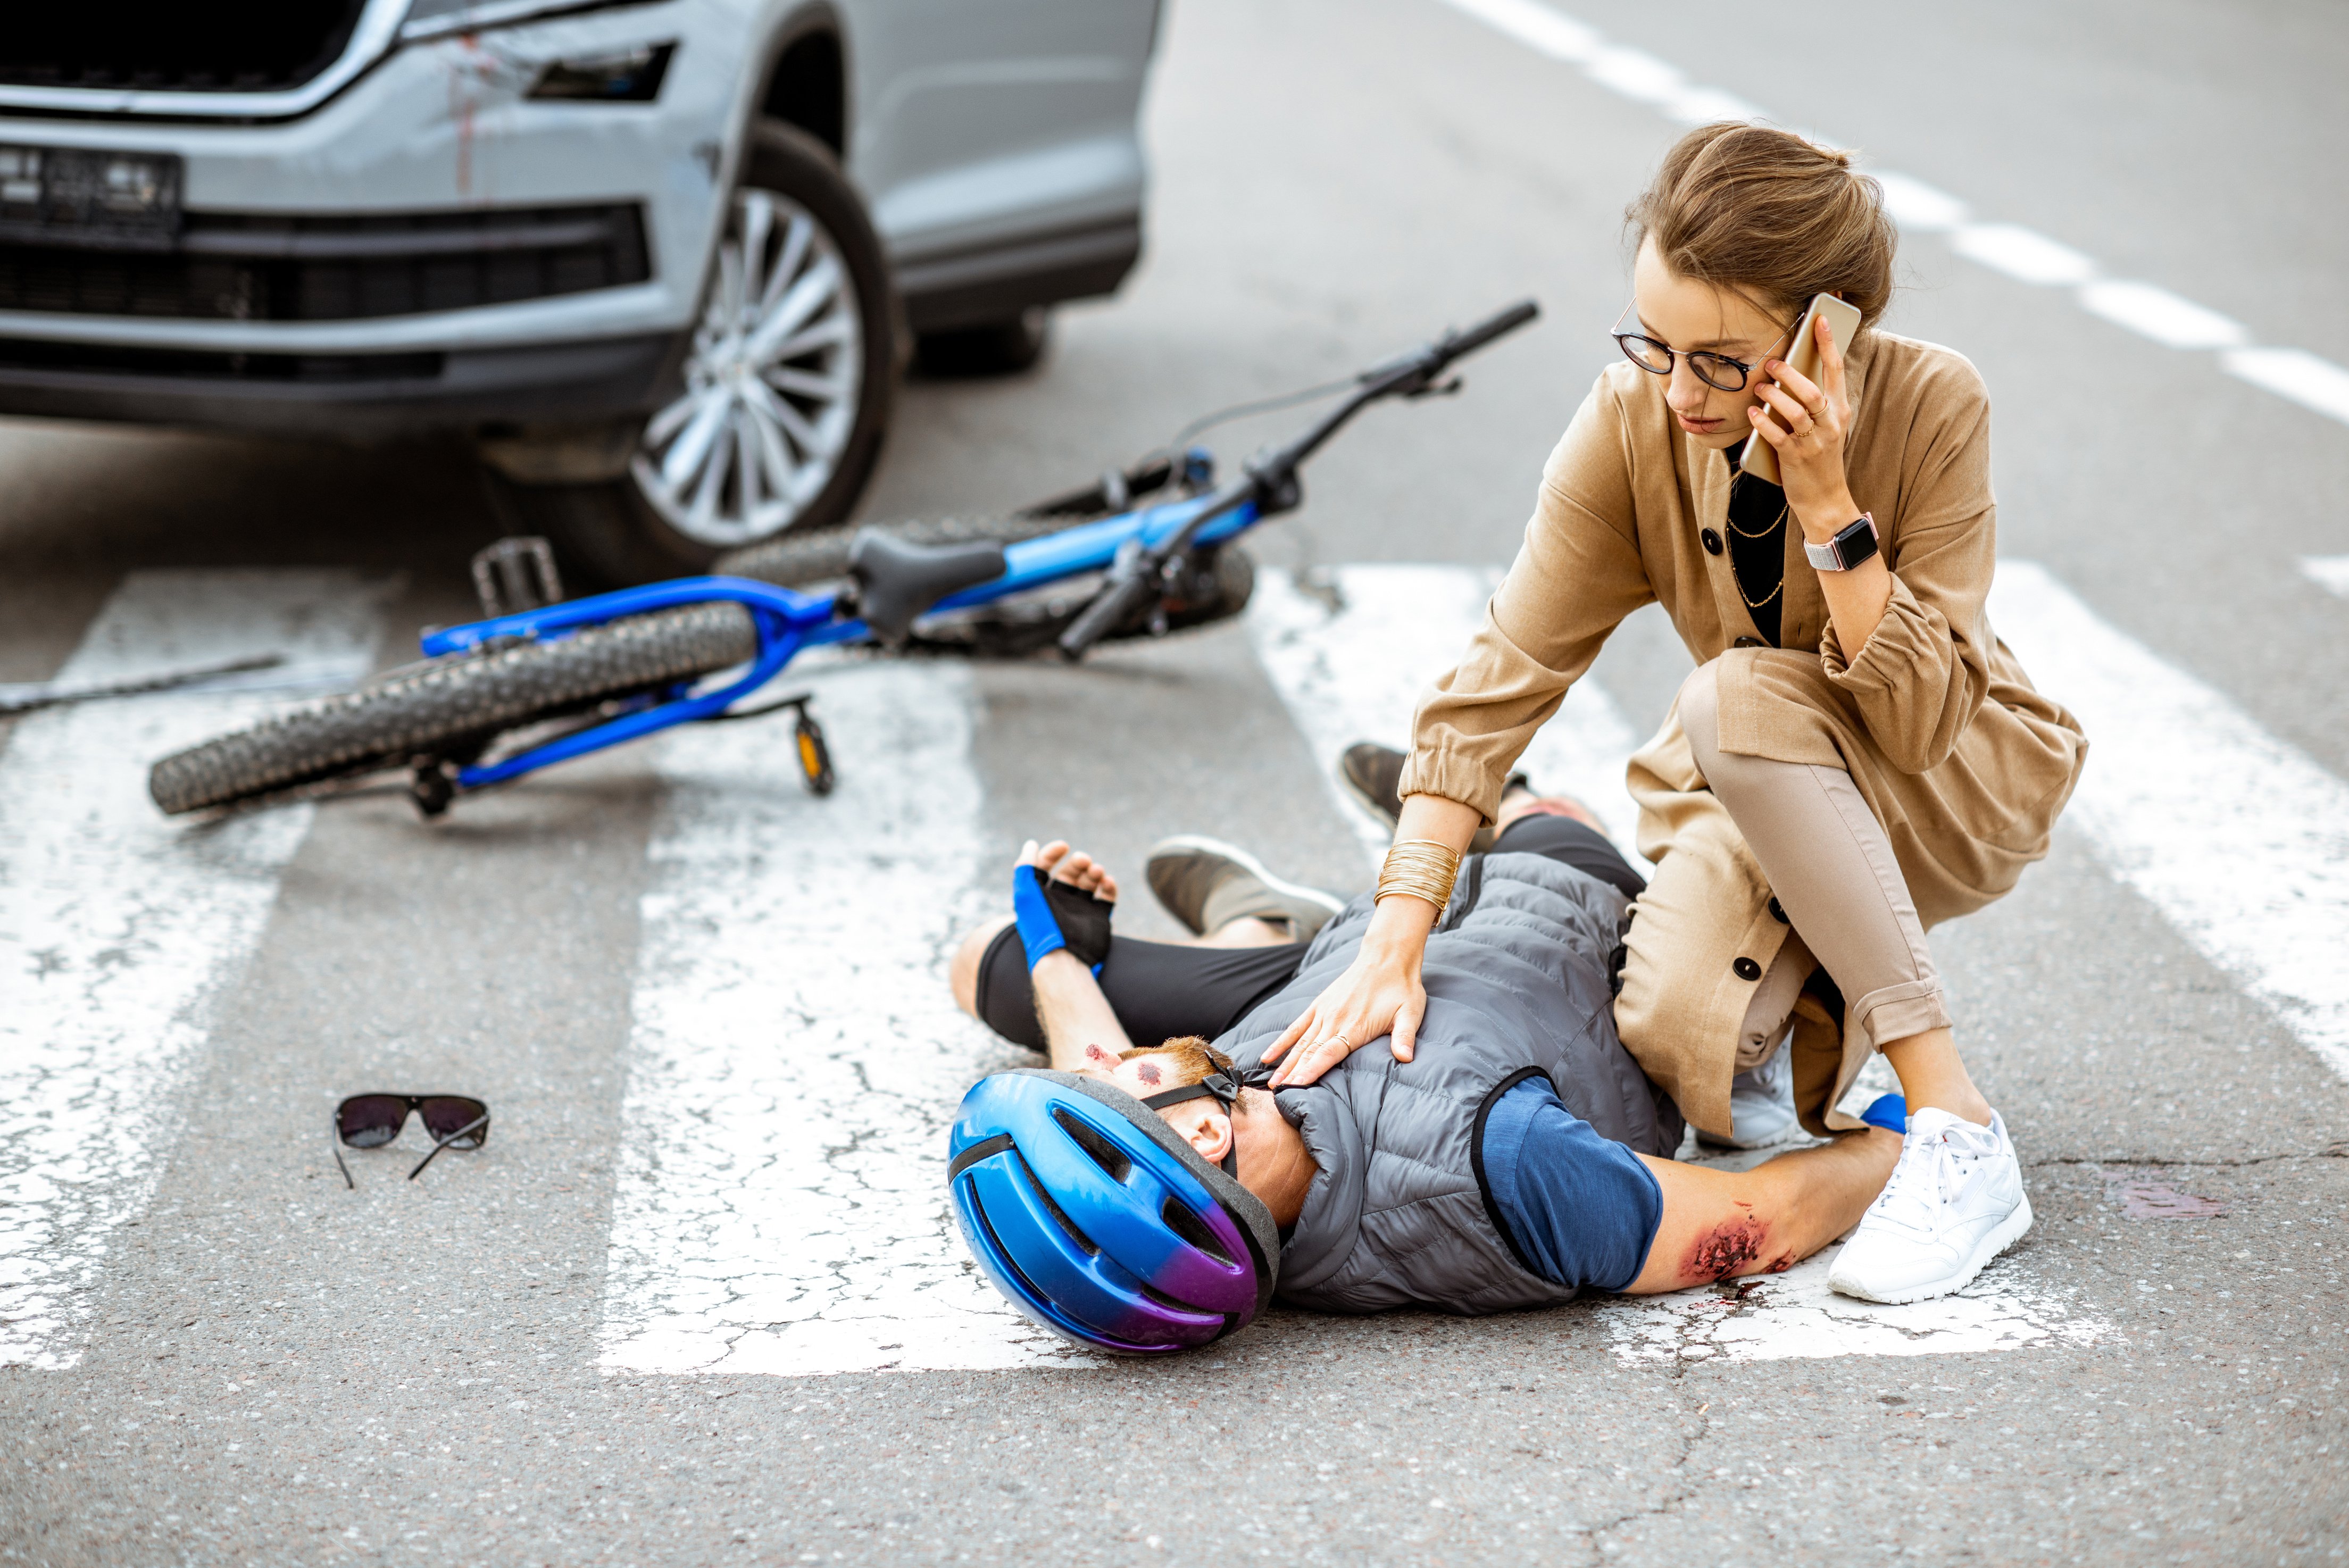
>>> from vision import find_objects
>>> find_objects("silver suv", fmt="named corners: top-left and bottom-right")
top-left (0, 1), bottom-right (1162, 578)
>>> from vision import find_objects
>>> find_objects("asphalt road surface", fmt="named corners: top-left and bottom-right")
top-left (5, 1), bottom-right (2347, 1563)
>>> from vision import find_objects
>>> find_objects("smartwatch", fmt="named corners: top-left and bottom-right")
top-left (1804, 512), bottom-right (1879, 572)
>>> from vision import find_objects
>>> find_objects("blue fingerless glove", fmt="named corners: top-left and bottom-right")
top-left (1012, 865), bottom-right (1112, 973)
top-left (1860, 1092), bottom-right (1909, 1134)
top-left (1012, 864), bottom-right (1068, 969)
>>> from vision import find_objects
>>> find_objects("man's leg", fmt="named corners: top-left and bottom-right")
top-left (950, 840), bottom-right (1322, 1053)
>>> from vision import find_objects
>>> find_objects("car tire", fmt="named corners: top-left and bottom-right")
top-left (914, 306), bottom-right (1051, 378)
top-left (498, 120), bottom-right (898, 585)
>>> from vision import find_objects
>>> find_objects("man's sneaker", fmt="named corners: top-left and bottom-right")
top-left (1337, 742), bottom-right (1521, 849)
top-left (1698, 1039), bottom-right (1802, 1150)
top-left (1339, 742), bottom-right (1410, 831)
top-left (1828, 1108), bottom-right (2034, 1304)
top-left (1145, 836), bottom-right (1346, 941)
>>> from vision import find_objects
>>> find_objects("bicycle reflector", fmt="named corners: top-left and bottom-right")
top-left (946, 1069), bottom-right (1279, 1355)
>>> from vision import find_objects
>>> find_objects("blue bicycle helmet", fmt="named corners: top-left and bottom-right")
top-left (947, 1067), bottom-right (1281, 1355)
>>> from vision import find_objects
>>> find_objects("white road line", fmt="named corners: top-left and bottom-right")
top-left (1948, 223), bottom-right (2098, 289)
top-left (1598, 1248), bottom-right (2111, 1365)
top-left (0, 571), bottom-right (385, 1371)
top-left (1990, 561), bottom-right (2349, 1083)
top-left (2077, 281), bottom-right (2249, 351)
top-left (1245, 564), bottom-right (1644, 861)
top-left (1430, 0), bottom-right (2349, 429)
top-left (2221, 348), bottom-right (2349, 427)
top-left (596, 656), bottom-right (1093, 1379)
top-left (2302, 555), bottom-right (2349, 600)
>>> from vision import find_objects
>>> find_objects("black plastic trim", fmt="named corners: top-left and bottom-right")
top-left (1469, 1065), bottom-right (1551, 1279)
top-left (945, 1133), bottom-right (1013, 1183)
top-left (896, 218), bottom-right (1141, 333)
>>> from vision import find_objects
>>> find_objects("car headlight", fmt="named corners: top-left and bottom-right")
top-left (401, 0), bottom-right (668, 45)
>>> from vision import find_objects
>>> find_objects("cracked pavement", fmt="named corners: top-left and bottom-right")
top-left (4, 0), bottom-right (2348, 1562)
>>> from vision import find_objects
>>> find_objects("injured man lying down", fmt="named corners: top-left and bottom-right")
top-left (942, 790), bottom-right (1913, 1354)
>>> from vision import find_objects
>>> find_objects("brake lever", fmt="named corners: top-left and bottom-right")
top-left (1404, 375), bottom-right (1464, 400)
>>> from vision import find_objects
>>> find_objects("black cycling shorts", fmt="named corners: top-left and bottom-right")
top-left (972, 814), bottom-right (1643, 1052)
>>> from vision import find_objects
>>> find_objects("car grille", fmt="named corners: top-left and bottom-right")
top-left (0, 204), bottom-right (651, 321)
top-left (0, 2), bottom-right (371, 94)
top-left (0, 338), bottom-right (444, 382)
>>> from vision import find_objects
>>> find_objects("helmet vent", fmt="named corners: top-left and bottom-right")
top-left (1017, 1153), bottom-right (1101, 1257)
top-left (1051, 1107), bottom-right (1132, 1182)
top-left (1160, 1196), bottom-right (1234, 1266)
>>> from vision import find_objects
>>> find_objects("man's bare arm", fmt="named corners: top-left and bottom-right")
top-left (1030, 950), bottom-right (1135, 1073)
top-left (1623, 1129), bottom-right (1902, 1293)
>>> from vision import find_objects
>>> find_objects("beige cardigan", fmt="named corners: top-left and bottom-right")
top-left (1400, 330), bottom-right (2087, 1136)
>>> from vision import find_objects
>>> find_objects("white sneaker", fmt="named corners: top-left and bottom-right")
top-left (1699, 1040), bottom-right (1801, 1150)
top-left (1827, 1108), bottom-right (2033, 1304)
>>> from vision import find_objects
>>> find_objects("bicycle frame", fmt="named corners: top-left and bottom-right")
top-left (418, 489), bottom-right (1260, 793)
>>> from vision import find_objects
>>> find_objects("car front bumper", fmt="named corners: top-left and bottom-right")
top-left (0, 0), bottom-right (750, 433)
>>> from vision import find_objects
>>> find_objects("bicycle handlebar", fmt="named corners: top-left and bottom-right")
top-left (1057, 299), bottom-right (1540, 659)
top-left (1434, 298), bottom-right (1540, 368)
top-left (1055, 558), bottom-right (1165, 656)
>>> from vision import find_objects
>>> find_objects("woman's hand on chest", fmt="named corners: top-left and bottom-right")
top-left (1747, 314), bottom-right (1862, 544)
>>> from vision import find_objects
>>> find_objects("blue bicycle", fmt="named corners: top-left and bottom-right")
top-left (150, 301), bottom-right (1538, 818)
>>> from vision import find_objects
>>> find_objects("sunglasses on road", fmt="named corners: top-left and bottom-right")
top-left (332, 1094), bottom-right (490, 1188)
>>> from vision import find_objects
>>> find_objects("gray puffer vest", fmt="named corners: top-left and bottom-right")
top-left (1216, 852), bottom-right (1682, 1316)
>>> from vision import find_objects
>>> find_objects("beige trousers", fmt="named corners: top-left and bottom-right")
top-left (1678, 662), bottom-right (1954, 1065)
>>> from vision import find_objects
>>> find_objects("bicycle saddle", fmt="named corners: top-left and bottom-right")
top-left (847, 528), bottom-right (1008, 645)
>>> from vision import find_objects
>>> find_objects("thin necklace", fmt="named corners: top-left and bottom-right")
top-left (1726, 471), bottom-right (1789, 539)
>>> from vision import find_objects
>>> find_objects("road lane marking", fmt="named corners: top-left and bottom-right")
top-left (2301, 555), bottom-right (2349, 599)
top-left (1948, 224), bottom-right (2098, 288)
top-left (1600, 1248), bottom-right (2111, 1365)
top-left (1246, 564), bottom-right (1644, 861)
top-left (1991, 561), bottom-right (2349, 1083)
top-left (596, 656), bottom-right (1094, 1378)
top-left (2076, 281), bottom-right (2250, 351)
top-left (1430, 0), bottom-right (2349, 430)
top-left (2221, 348), bottom-right (2349, 427)
top-left (0, 571), bottom-right (385, 1371)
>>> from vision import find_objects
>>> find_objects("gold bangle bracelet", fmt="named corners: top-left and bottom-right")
top-left (1376, 838), bottom-right (1462, 912)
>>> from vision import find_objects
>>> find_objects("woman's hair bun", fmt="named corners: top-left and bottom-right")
top-left (1627, 123), bottom-right (1895, 330)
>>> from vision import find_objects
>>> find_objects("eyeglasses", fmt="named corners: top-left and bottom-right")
top-left (331, 1094), bottom-right (490, 1187)
top-left (1611, 300), bottom-right (1794, 393)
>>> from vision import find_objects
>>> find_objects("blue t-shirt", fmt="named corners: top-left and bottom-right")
top-left (1480, 1075), bottom-right (1663, 1294)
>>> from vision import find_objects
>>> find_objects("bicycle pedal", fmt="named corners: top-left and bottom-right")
top-left (407, 757), bottom-right (459, 819)
top-left (470, 536), bottom-right (564, 618)
top-left (791, 702), bottom-right (836, 797)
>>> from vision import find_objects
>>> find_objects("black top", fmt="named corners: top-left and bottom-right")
top-left (1723, 443), bottom-right (1788, 648)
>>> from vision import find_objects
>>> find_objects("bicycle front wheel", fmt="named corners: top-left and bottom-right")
top-left (148, 603), bottom-right (759, 815)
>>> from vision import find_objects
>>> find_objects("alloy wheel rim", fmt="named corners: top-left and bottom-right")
top-left (631, 187), bottom-right (863, 548)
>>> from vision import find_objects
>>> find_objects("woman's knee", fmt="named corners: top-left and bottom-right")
top-left (950, 916), bottom-right (1015, 1018)
top-left (1677, 660), bottom-right (1723, 771)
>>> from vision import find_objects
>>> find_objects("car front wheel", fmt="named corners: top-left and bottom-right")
top-left (495, 120), bottom-right (897, 584)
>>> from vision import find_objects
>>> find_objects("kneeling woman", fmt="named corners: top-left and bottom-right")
top-left (1275, 123), bottom-right (2086, 1305)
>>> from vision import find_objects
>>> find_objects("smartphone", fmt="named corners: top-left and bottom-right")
top-left (1738, 291), bottom-right (1862, 486)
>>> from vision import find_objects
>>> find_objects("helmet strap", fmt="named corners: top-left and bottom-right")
top-left (1139, 1065), bottom-right (1278, 1177)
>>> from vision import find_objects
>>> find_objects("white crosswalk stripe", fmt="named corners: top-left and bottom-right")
top-left (12, 556), bottom-right (2340, 1374)
top-left (596, 655), bottom-right (1093, 1378)
top-left (0, 571), bottom-right (386, 1371)
top-left (1246, 564), bottom-right (1644, 859)
top-left (1989, 563), bottom-right (2349, 1084)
